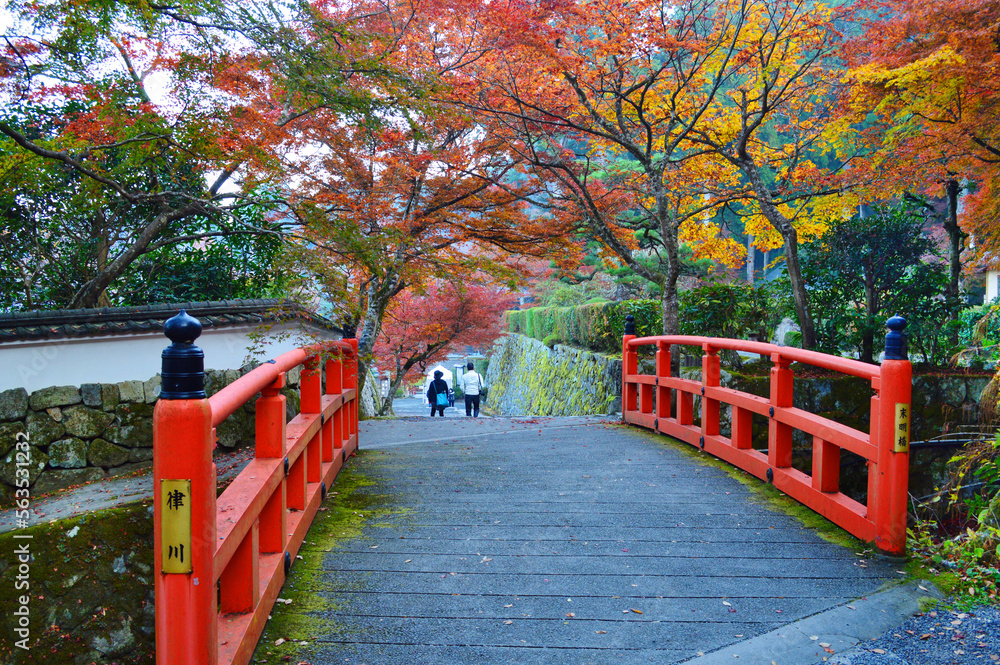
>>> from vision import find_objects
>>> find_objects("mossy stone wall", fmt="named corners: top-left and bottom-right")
top-left (683, 366), bottom-right (993, 445)
top-left (483, 334), bottom-right (622, 416)
top-left (0, 502), bottom-right (155, 664)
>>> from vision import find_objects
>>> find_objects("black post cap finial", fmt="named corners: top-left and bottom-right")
top-left (160, 309), bottom-right (206, 400)
top-left (624, 313), bottom-right (636, 337)
top-left (164, 309), bottom-right (202, 343)
top-left (884, 314), bottom-right (908, 361)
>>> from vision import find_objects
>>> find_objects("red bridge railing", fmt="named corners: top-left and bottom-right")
top-left (621, 315), bottom-right (912, 556)
top-left (152, 311), bottom-right (360, 665)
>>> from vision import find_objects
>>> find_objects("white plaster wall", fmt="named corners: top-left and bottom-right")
top-left (0, 323), bottom-right (339, 393)
top-left (988, 270), bottom-right (999, 304)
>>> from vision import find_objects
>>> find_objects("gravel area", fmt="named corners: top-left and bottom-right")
top-left (817, 604), bottom-right (1000, 664)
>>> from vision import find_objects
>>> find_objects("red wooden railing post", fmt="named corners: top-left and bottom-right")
top-left (154, 311), bottom-right (217, 665)
top-left (343, 332), bottom-right (360, 439)
top-left (622, 314), bottom-right (637, 421)
top-left (768, 352), bottom-right (794, 470)
top-left (701, 344), bottom-right (720, 440)
top-left (874, 316), bottom-right (912, 556)
top-left (301, 357), bottom-right (322, 483)
top-left (256, 374), bottom-right (286, 555)
top-left (326, 355), bottom-right (344, 453)
top-left (655, 340), bottom-right (671, 422)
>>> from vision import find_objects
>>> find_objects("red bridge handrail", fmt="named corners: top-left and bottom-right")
top-left (153, 321), bottom-right (360, 665)
top-left (622, 328), bottom-right (911, 556)
top-left (627, 335), bottom-right (880, 380)
top-left (210, 342), bottom-right (354, 426)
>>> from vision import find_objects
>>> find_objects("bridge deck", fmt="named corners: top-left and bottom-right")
top-left (255, 416), bottom-right (898, 665)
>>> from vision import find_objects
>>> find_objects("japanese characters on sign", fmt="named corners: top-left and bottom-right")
top-left (893, 403), bottom-right (911, 453)
top-left (161, 479), bottom-right (192, 574)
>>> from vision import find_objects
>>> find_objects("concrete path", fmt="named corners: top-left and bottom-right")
top-left (267, 417), bottom-right (911, 664)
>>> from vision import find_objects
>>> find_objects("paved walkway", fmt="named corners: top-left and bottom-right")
top-left (266, 416), bottom-right (913, 664)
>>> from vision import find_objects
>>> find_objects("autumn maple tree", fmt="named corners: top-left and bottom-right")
top-left (455, 0), bottom-right (865, 347)
top-left (278, 0), bottom-right (574, 387)
top-left (458, 0), bottom-right (753, 336)
top-left (680, 0), bottom-right (865, 349)
top-left (373, 281), bottom-right (512, 415)
top-left (845, 0), bottom-right (1000, 295)
top-left (0, 0), bottom-right (405, 308)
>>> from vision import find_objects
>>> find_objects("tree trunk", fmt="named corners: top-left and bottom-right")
top-left (355, 275), bottom-right (403, 398)
top-left (739, 158), bottom-right (817, 349)
top-left (861, 270), bottom-right (877, 365)
top-left (944, 179), bottom-right (963, 301)
top-left (70, 209), bottom-right (179, 308)
top-left (782, 233), bottom-right (817, 349)
top-left (377, 356), bottom-right (408, 417)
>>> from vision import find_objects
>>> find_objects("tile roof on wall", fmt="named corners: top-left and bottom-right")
top-left (0, 299), bottom-right (342, 343)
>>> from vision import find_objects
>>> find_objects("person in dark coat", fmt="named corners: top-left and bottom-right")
top-left (426, 370), bottom-right (449, 417)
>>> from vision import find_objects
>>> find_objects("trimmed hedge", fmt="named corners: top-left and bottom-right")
top-left (504, 300), bottom-right (661, 354)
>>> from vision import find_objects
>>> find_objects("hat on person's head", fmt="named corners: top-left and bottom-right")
top-left (434, 370), bottom-right (443, 378)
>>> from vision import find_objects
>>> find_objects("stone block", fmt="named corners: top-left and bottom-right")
top-left (129, 447), bottom-right (154, 463)
top-left (967, 377), bottom-right (991, 403)
top-left (28, 385), bottom-right (81, 410)
top-left (0, 388), bottom-right (28, 421)
top-left (106, 403), bottom-right (154, 448)
top-left (0, 445), bottom-right (48, 487)
top-left (143, 375), bottom-right (161, 404)
top-left (0, 422), bottom-right (24, 458)
top-left (224, 369), bottom-right (240, 386)
top-left (938, 377), bottom-right (967, 405)
top-left (87, 439), bottom-right (131, 469)
top-left (32, 467), bottom-right (105, 495)
top-left (49, 438), bottom-right (89, 469)
top-left (204, 369), bottom-right (224, 396)
top-left (117, 381), bottom-right (145, 404)
top-left (26, 410), bottom-right (66, 447)
top-left (215, 411), bottom-right (253, 449)
top-left (46, 407), bottom-right (63, 422)
top-left (63, 406), bottom-right (115, 438)
top-left (81, 383), bottom-right (103, 407)
top-left (100, 383), bottom-right (120, 412)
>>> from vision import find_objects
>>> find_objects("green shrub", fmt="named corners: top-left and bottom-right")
top-left (783, 331), bottom-right (803, 348)
top-left (504, 299), bottom-right (660, 352)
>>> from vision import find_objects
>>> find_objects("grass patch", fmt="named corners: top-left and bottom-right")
top-left (251, 450), bottom-right (410, 664)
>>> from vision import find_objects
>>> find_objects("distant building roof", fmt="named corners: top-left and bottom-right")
top-left (0, 299), bottom-right (342, 344)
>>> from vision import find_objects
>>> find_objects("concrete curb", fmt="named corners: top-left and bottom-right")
top-left (682, 580), bottom-right (943, 664)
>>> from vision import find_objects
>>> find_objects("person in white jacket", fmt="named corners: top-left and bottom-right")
top-left (460, 362), bottom-right (484, 417)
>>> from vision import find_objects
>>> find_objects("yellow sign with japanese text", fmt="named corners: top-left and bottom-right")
top-left (161, 479), bottom-right (192, 574)
top-left (894, 403), bottom-right (911, 453)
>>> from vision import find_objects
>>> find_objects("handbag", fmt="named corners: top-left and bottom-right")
top-left (435, 390), bottom-right (449, 407)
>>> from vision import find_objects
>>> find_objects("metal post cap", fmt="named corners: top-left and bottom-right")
top-left (164, 309), bottom-right (202, 344)
top-left (624, 313), bottom-right (636, 336)
top-left (342, 322), bottom-right (357, 339)
top-left (884, 315), bottom-right (908, 361)
top-left (160, 309), bottom-right (206, 400)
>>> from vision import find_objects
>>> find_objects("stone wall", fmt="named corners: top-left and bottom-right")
top-left (680, 366), bottom-right (993, 445)
top-left (483, 333), bottom-right (992, 440)
top-left (0, 365), bottom-right (380, 507)
top-left (483, 334), bottom-right (622, 416)
top-left (0, 367), bottom-right (306, 506)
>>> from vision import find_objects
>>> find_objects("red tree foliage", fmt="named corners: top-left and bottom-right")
top-left (373, 281), bottom-right (512, 415)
